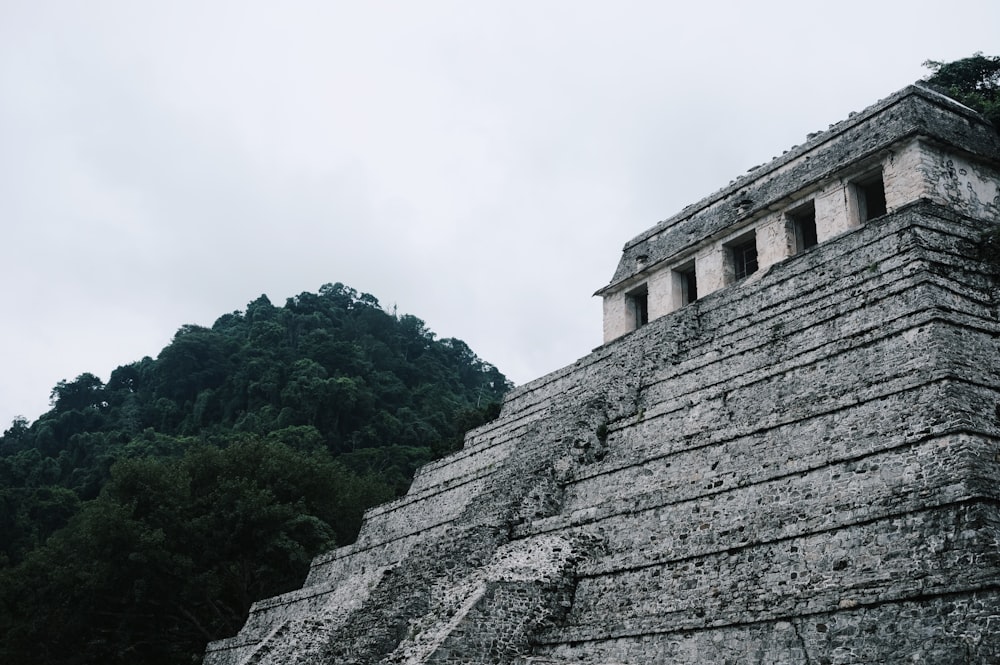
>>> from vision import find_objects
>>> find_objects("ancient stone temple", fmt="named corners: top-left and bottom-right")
top-left (205, 85), bottom-right (1000, 664)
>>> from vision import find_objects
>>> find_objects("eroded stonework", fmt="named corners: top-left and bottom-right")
top-left (205, 86), bottom-right (1000, 664)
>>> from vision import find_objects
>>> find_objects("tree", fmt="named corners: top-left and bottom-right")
top-left (923, 52), bottom-right (1000, 129)
top-left (0, 417), bottom-right (29, 455)
top-left (49, 373), bottom-right (106, 413)
top-left (154, 326), bottom-right (236, 405)
top-left (0, 438), bottom-right (394, 665)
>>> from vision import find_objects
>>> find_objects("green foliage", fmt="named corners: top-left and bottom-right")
top-left (923, 52), bottom-right (1000, 129)
top-left (0, 282), bottom-right (510, 665)
top-left (0, 438), bottom-right (391, 665)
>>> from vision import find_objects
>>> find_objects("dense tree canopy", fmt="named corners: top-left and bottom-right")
top-left (923, 52), bottom-right (1000, 129)
top-left (0, 283), bottom-right (510, 665)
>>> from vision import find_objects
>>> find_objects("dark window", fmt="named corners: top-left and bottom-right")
top-left (730, 235), bottom-right (758, 281)
top-left (676, 264), bottom-right (698, 305)
top-left (627, 285), bottom-right (649, 329)
top-left (854, 171), bottom-right (887, 222)
top-left (789, 201), bottom-right (818, 252)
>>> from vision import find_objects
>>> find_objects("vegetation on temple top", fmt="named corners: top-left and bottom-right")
top-left (923, 52), bottom-right (1000, 129)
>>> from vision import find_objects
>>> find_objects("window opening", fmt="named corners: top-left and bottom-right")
top-left (854, 170), bottom-right (887, 223)
top-left (675, 263), bottom-right (698, 305)
top-left (728, 234), bottom-right (758, 282)
top-left (789, 201), bottom-right (818, 252)
top-left (626, 285), bottom-right (649, 330)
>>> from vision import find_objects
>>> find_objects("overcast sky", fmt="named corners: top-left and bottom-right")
top-left (1, 1), bottom-right (998, 428)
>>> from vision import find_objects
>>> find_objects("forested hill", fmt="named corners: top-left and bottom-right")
top-left (0, 282), bottom-right (511, 665)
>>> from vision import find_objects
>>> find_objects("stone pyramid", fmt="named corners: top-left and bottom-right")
top-left (206, 85), bottom-right (1000, 664)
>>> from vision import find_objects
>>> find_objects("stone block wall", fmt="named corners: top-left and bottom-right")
top-left (598, 85), bottom-right (1000, 344)
top-left (205, 85), bottom-right (1000, 664)
top-left (206, 199), bottom-right (1000, 664)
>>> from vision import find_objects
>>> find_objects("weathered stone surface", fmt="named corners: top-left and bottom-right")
top-left (204, 88), bottom-right (1000, 664)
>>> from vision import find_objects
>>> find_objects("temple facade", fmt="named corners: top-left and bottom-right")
top-left (598, 85), bottom-right (1000, 343)
top-left (205, 85), bottom-right (1000, 664)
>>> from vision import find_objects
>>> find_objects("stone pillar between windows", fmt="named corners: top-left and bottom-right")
top-left (647, 268), bottom-right (674, 321)
top-left (696, 245), bottom-right (727, 298)
top-left (883, 139), bottom-right (932, 211)
top-left (602, 292), bottom-right (629, 344)
top-left (756, 214), bottom-right (792, 272)
top-left (815, 181), bottom-right (854, 243)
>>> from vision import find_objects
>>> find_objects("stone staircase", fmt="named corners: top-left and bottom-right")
top-left (205, 84), bottom-right (1000, 663)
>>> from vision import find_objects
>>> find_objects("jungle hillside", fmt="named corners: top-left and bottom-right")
top-left (0, 282), bottom-right (510, 665)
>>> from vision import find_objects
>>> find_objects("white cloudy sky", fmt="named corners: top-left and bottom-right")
top-left (1, 1), bottom-right (998, 428)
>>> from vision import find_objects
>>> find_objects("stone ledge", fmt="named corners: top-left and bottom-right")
top-left (536, 584), bottom-right (1000, 652)
top-left (548, 502), bottom-right (1000, 641)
